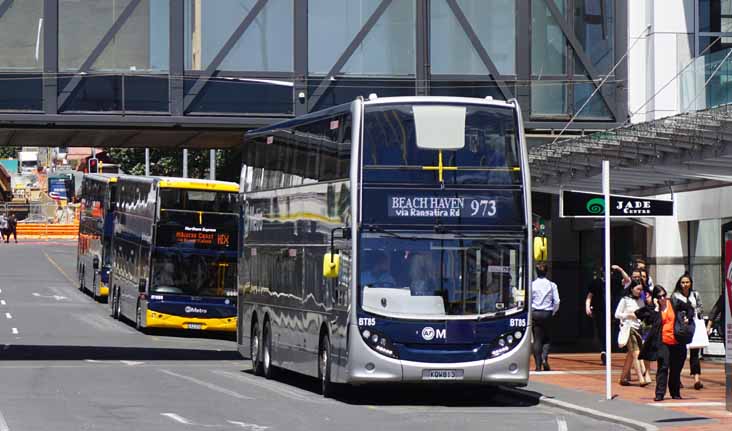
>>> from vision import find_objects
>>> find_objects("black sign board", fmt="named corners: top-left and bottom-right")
top-left (561, 190), bottom-right (674, 218)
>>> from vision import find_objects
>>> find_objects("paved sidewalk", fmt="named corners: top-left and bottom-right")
top-left (526, 353), bottom-right (731, 430)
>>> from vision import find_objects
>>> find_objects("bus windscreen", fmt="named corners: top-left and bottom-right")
top-left (362, 103), bottom-right (521, 185)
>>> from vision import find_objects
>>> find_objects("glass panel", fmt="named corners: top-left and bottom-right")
top-left (309, 0), bottom-right (415, 75)
top-left (184, 76), bottom-right (293, 114)
top-left (359, 234), bottom-right (526, 318)
top-left (58, 75), bottom-right (123, 112)
top-left (531, 81), bottom-right (567, 115)
top-left (0, 74), bottom-right (42, 111)
top-left (531, 0), bottom-right (566, 76)
top-left (432, 0), bottom-right (517, 75)
top-left (184, 0), bottom-right (293, 72)
top-left (574, 0), bottom-right (614, 75)
top-left (307, 78), bottom-right (414, 111)
top-left (700, 0), bottom-right (732, 33)
top-left (59, 0), bottom-right (170, 72)
top-left (0, 0), bottom-right (43, 70)
top-left (123, 75), bottom-right (169, 112)
top-left (573, 82), bottom-right (612, 118)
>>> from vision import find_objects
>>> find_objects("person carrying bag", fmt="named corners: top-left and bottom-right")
top-left (614, 282), bottom-right (649, 386)
top-left (672, 273), bottom-right (706, 390)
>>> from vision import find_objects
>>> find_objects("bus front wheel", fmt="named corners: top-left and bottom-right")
top-left (251, 322), bottom-right (263, 376)
top-left (135, 301), bottom-right (145, 332)
top-left (262, 322), bottom-right (274, 380)
top-left (319, 334), bottom-right (333, 397)
top-left (111, 288), bottom-right (120, 320)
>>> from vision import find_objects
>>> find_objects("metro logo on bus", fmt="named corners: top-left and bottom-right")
top-left (421, 327), bottom-right (446, 341)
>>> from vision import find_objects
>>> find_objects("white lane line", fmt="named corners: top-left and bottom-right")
top-left (212, 370), bottom-right (324, 403)
top-left (0, 300), bottom-right (6, 305)
top-left (161, 413), bottom-right (194, 425)
top-left (556, 417), bottom-right (568, 431)
top-left (4, 313), bottom-right (11, 319)
top-left (11, 328), bottom-right (18, 335)
top-left (160, 369), bottom-right (253, 400)
top-left (647, 401), bottom-right (725, 407)
top-left (226, 420), bottom-right (269, 430)
top-left (0, 409), bottom-right (8, 431)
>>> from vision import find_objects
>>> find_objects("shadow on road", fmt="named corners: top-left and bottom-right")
top-left (0, 344), bottom-right (242, 361)
top-left (242, 367), bottom-right (540, 408)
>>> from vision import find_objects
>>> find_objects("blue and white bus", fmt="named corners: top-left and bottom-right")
top-left (238, 96), bottom-right (532, 395)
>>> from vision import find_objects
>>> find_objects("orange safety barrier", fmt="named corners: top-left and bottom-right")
top-left (16, 223), bottom-right (79, 239)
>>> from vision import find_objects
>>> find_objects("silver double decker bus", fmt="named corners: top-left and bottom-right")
top-left (238, 96), bottom-right (532, 395)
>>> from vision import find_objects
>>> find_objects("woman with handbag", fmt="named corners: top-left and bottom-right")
top-left (672, 273), bottom-right (705, 390)
top-left (614, 281), bottom-right (649, 386)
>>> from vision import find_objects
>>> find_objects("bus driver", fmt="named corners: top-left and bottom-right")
top-left (361, 251), bottom-right (397, 288)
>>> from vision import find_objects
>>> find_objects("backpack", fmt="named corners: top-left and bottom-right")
top-left (673, 307), bottom-right (695, 345)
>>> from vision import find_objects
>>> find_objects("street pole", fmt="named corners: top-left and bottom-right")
top-left (182, 149), bottom-right (188, 178)
top-left (145, 148), bottom-right (150, 176)
top-left (603, 160), bottom-right (612, 401)
top-left (209, 149), bottom-right (216, 180)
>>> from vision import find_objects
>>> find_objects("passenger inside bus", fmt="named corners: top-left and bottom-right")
top-left (360, 251), bottom-right (397, 287)
top-left (407, 252), bottom-right (438, 296)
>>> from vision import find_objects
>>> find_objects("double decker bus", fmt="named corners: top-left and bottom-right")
top-left (78, 174), bottom-right (118, 301)
top-left (238, 96), bottom-right (532, 395)
top-left (110, 176), bottom-right (239, 332)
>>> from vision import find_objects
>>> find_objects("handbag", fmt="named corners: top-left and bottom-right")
top-left (687, 317), bottom-right (709, 349)
top-left (673, 309), bottom-right (695, 345)
top-left (617, 322), bottom-right (631, 348)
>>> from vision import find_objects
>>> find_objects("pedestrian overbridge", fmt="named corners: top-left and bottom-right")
top-left (529, 103), bottom-right (732, 196)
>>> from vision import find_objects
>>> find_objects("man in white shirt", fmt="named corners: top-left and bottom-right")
top-left (531, 263), bottom-right (560, 371)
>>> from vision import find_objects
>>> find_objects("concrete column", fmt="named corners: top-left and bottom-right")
top-left (209, 149), bottom-right (216, 180)
top-left (145, 148), bottom-right (150, 176)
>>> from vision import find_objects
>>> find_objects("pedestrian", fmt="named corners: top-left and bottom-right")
top-left (638, 285), bottom-right (694, 401)
top-left (5, 213), bottom-right (17, 243)
top-left (706, 292), bottom-right (725, 346)
top-left (615, 281), bottom-right (650, 386)
top-left (0, 213), bottom-right (7, 243)
top-left (635, 259), bottom-right (655, 290)
top-left (672, 273), bottom-right (704, 390)
top-left (584, 266), bottom-right (607, 364)
top-left (531, 262), bottom-right (560, 371)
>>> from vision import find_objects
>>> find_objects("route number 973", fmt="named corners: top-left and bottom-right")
top-left (470, 199), bottom-right (496, 217)
top-left (509, 318), bottom-right (527, 328)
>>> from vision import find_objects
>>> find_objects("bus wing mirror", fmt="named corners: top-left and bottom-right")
top-left (92, 256), bottom-right (100, 270)
top-left (323, 253), bottom-right (341, 279)
top-left (138, 278), bottom-right (147, 293)
top-left (533, 236), bottom-right (548, 261)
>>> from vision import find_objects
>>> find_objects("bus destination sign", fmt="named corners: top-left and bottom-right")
top-left (389, 195), bottom-right (497, 218)
top-left (175, 226), bottom-right (231, 248)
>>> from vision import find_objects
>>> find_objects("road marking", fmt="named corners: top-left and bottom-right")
top-left (556, 417), bottom-right (568, 431)
top-left (226, 420), bottom-right (269, 430)
top-left (0, 300), bottom-right (5, 305)
top-left (160, 369), bottom-right (253, 400)
top-left (161, 413), bottom-right (194, 425)
top-left (0, 409), bottom-right (9, 431)
top-left (42, 250), bottom-right (76, 287)
top-left (11, 328), bottom-right (18, 335)
top-left (32, 292), bottom-right (67, 301)
top-left (212, 370), bottom-right (324, 403)
top-left (120, 361), bottom-right (144, 366)
top-left (647, 401), bottom-right (725, 407)
top-left (5, 313), bottom-right (11, 319)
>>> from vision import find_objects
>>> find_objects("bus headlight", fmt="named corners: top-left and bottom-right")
top-left (490, 329), bottom-right (525, 358)
top-left (361, 329), bottom-right (399, 359)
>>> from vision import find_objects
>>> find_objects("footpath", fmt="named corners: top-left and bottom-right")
top-left (511, 353), bottom-right (731, 430)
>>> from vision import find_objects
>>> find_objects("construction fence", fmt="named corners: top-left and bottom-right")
top-left (1, 201), bottom-right (80, 239)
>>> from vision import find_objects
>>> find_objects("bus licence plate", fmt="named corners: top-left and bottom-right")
top-left (186, 323), bottom-right (203, 330)
top-left (422, 369), bottom-right (464, 380)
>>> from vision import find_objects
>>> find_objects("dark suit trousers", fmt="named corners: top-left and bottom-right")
top-left (655, 343), bottom-right (687, 399)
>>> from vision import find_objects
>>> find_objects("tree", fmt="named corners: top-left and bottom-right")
top-left (104, 147), bottom-right (240, 183)
top-left (0, 147), bottom-right (19, 159)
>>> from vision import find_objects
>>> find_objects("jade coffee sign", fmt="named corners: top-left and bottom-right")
top-left (560, 190), bottom-right (674, 218)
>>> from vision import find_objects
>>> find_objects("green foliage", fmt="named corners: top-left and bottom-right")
top-left (104, 147), bottom-right (240, 183)
top-left (0, 147), bottom-right (19, 159)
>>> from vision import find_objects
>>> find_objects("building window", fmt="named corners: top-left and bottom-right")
top-left (308, 0), bottom-right (415, 76)
top-left (431, 0), bottom-right (516, 76)
top-left (59, 0), bottom-right (169, 72)
top-left (531, 0), bottom-right (614, 119)
top-left (698, 0), bottom-right (732, 53)
top-left (184, 0), bottom-right (293, 72)
top-left (0, 0), bottom-right (43, 70)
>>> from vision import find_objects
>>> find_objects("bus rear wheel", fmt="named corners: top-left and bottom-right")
top-left (251, 322), bottom-right (263, 376)
top-left (319, 334), bottom-right (333, 397)
top-left (262, 322), bottom-right (274, 380)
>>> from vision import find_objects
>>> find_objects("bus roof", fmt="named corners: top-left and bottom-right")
top-left (153, 176), bottom-right (238, 192)
top-left (244, 96), bottom-right (517, 140)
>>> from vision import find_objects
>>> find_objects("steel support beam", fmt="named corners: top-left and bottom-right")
top-left (209, 149), bottom-right (216, 180)
top-left (43, 0), bottom-right (58, 114)
top-left (416, 0), bottom-right (429, 96)
top-left (293, 0), bottom-right (308, 115)
top-left (170, 0), bottom-right (185, 116)
top-left (308, 0), bottom-right (393, 111)
top-left (58, 0), bottom-right (142, 110)
top-left (446, 0), bottom-right (512, 100)
top-left (0, 0), bottom-right (13, 20)
top-left (183, 0), bottom-right (269, 112)
top-left (182, 148), bottom-right (188, 178)
top-left (543, 0), bottom-right (618, 120)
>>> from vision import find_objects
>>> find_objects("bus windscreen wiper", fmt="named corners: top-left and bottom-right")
top-left (362, 225), bottom-right (422, 241)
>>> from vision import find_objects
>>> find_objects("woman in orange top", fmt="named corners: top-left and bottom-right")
top-left (653, 285), bottom-right (693, 401)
